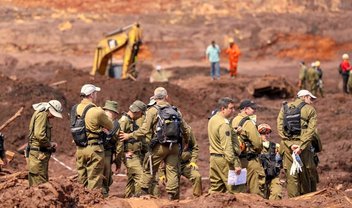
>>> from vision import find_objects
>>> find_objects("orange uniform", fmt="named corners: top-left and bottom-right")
top-left (225, 44), bottom-right (241, 77)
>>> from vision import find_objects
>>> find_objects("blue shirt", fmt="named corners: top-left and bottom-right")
top-left (206, 44), bottom-right (220, 63)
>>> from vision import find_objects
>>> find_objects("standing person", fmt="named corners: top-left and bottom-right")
top-left (102, 100), bottom-right (120, 197)
top-left (315, 61), bottom-right (324, 97)
top-left (257, 124), bottom-right (282, 200)
top-left (118, 100), bottom-right (147, 198)
top-left (178, 128), bottom-right (203, 196)
top-left (205, 40), bottom-right (221, 80)
top-left (208, 97), bottom-right (241, 194)
top-left (27, 100), bottom-right (63, 186)
top-left (231, 100), bottom-right (265, 197)
top-left (74, 84), bottom-right (113, 189)
top-left (225, 38), bottom-right (241, 78)
top-left (298, 61), bottom-right (307, 90)
top-left (339, 53), bottom-right (351, 94)
top-left (306, 62), bottom-right (319, 95)
top-left (119, 87), bottom-right (190, 200)
top-left (277, 89), bottom-right (319, 197)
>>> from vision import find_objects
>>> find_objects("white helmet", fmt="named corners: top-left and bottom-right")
top-left (342, 53), bottom-right (349, 60)
top-left (48, 100), bottom-right (63, 118)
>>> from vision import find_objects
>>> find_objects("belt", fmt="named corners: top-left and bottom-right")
top-left (87, 142), bottom-right (102, 146)
top-left (210, 153), bottom-right (224, 157)
top-left (30, 146), bottom-right (51, 153)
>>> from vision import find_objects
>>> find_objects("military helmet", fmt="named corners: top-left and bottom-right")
top-left (258, 123), bottom-right (272, 134)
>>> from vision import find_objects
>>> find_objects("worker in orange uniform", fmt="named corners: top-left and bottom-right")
top-left (225, 38), bottom-right (241, 78)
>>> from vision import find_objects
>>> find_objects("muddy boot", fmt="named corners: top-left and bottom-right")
top-left (167, 193), bottom-right (178, 201)
top-left (102, 187), bottom-right (109, 198)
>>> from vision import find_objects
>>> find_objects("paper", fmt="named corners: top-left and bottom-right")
top-left (228, 168), bottom-right (247, 185)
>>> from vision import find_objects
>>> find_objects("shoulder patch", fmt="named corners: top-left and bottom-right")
top-left (225, 131), bottom-right (230, 136)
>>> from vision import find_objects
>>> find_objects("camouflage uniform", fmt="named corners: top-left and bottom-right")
top-left (306, 67), bottom-right (319, 95)
top-left (118, 113), bottom-right (144, 197)
top-left (130, 100), bottom-right (190, 199)
top-left (298, 64), bottom-right (307, 90)
top-left (277, 98), bottom-right (318, 197)
top-left (232, 112), bottom-right (265, 197)
top-left (28, 110), bottom-right (52, 186)
top-left (208, 112), bottom-right (241, 193)
top-left (261, 141), bottom-right (282, 200)
top-left (76, 98), bottom-right (113, 189)
top-left (179, 130), bottom-right (202, 196)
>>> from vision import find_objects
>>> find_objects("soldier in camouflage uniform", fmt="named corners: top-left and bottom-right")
top-left (75, 84), bottom-right (113, 189)
top-left (298, 61), bottom-right (307, 90)
top-left (231, 99), bottom-right (265, 197)
top-left (116, 100), bottom-right (147, 197)
top-left (277, 89), bottom-right (319, 197)
top-left (102, 100), bottom-right (120, 197)
top-left (208, 97), bottom-right (241, 193)
top-left (27, 100), bottom-right (63, 186)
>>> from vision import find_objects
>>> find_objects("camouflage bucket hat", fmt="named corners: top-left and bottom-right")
top-left (129, 100), bottom-right (147, 113)
top-left (103, 100), bottom-right (119, 114)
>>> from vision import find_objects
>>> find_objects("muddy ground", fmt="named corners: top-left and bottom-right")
top-left (0, 0), bottom-right (352, 207)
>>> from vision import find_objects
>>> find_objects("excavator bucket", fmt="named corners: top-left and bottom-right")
top-left (247, 75), bottom-right (296, 99)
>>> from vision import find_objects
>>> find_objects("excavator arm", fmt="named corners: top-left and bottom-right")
top-left (90, 23), bottom-right (142, 79)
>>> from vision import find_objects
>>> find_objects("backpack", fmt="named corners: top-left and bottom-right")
top-left (283, 102), bottom-right (306, 137)
top-left (70, 104), bottom-right (94, 147)
top-left (155, 105), bottom-right (182, 144)
top-left (259, 142), bottom-right (281, 180)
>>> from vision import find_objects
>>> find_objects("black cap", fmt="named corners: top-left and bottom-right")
top-left (239, 99), bottom-right (257, 110)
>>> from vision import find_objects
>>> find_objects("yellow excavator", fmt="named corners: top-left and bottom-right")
top-left (90, 23), bottom-right (142, 80)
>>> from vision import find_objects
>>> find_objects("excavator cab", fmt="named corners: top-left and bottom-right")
top-left (90, 23), bottom-right (142, 80)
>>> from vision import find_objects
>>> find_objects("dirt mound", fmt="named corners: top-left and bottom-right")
top-left (0, 171), bottom-right (103, 207)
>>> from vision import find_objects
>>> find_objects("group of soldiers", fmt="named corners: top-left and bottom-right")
top-left (26, 84), bottom-right (202, 200)
top-left (22, 82), bottom-right (322, 201)
top-left (208, 89), bottom-right (321, 199)
top-left (298, 60), bottom-right (324, 97)
top-left (299, 53), bottom-right (352, 96)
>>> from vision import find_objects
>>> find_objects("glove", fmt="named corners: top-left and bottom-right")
top-left (290, 152), bottom-right (302, 176)
top-left (159, 175), bottom-right (166, 185)
top-left (188, 162), bottom-right (199, 170)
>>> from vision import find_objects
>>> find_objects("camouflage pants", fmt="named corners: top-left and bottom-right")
top-left (140, 143), bottom-right (179, 197)
top-left (76, 144), bottom-right (104, 189)
top-left (125, 154), bottom-right (144, 197)
top-left (181, 162), bottom-right (202, 196)
top-left (208, 155), bottom-right (233, 193)
top-left (102, 150), bottom-right (113, 195)
top-left (28, 150), bottom-right (51, 186)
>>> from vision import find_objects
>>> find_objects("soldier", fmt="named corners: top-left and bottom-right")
top-left (298, 61), bottom-right (307, 90)
top-left (117, 100), bottom-right (147, 198)
top-left (257, 124), bottom-right (282, 200)
top-left (119, 87), bottom-right (190, 200)
top-left (277, 89), bottom-right (319, 197)
top-left (75, 84), bottom-right (113, 189)
top-left (27, 100), bottom-right (63, 186)
top-left (102, 100), bottom-right (120, 197)
top-left (231, 99), bottom-right (265, 197)
top-left (208, 97), bottom-right (241, 193)
top-left (315, 61), bottom-right (324, 98)
top-left (160, 128), bottom-right (202, 197)
top-left (306, 62), bottom-right (319, 95)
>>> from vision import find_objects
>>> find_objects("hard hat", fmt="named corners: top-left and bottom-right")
top-left (258, 123), bottom-right (272, 134)
top-left (311, 62), bottom-right (316, 67)
top-left (228, 38), bottom-right (234, 43)
top-left (315, 61), bottom-right (320, 67)
top-left (48, 100), bottom-right (63, 118)
top-left (342, 53), bottom-right (349, 60)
